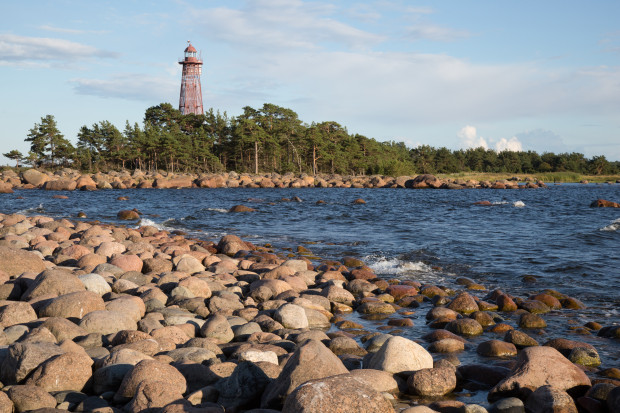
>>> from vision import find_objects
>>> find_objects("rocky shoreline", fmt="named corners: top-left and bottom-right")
top-left (0, 168), bottom-right (552, 194)
top-left (0, 213), bottom-right (619, 413)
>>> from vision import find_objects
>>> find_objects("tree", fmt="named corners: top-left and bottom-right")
top-left (3, 150), bottom-right (23, 167)
top-left (25, 115), bottom-right (74, 168)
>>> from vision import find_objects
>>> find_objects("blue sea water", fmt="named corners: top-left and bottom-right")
top-left (1, 183), bottom-right (619, 396)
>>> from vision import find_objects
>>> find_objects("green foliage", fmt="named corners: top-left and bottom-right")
top-left (3, 150), bottom-right (23, 167)
top-left (22, 105), bottom-right (620, 176)
top-left (25, 115), bottom-right (75, 169)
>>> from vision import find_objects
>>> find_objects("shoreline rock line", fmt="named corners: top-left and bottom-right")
top-left (0, 168), bottom-right (551, 192)
top-left (0, 213), bottom-right (618, 412)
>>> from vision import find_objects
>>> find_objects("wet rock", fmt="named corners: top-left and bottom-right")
top-left (504, 329), bottom-right (538, 348)
top-left (446, 318), bottom-right (484, 336)
top-left (458, 364), bottom-right (512, 389)
top-left (488, 397), bottom-right (525, 413)
top-left (117, 209), bottom-right (140, 220)
top-left (543, 338), bottom-right (597, 357)
top-left (590, 199), bottom-right (620, 208)
top-left (568, 347), bottom-right (601, 367)
top-left (496, 294), bottom-right (518, 312)
top-left (261, 339), bottom-right (349, 409)
top-left (524, 385), bottom-right (578, 413)
top-left (281, 374), bottom-right (393, 413)
top-left (407, 367), bottom-right (457, 397)
top-left (229, 205), bottom-right (256, 212)
top-left (356, 300), bottom-right (396, 315)
top-left (518, 312), bottom-right (547, 329)
top-left (218, 234), bottom-right (253, 256)
top-left (488, 346), bottom-right (591, 402)
top-left (428, 338), bottom-right (465, 353)
top-left (368, 336), bottom-right (433, 374)
top-left (476, 340), bottom-right (517, 358)
top-left (447, 292), bottom-right (479, 315)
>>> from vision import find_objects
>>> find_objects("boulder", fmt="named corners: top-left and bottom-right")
top-left (124, 380), bottom-right (185, 412)
top-left (78, 310), bottom-right (138, 335)
top-left (282, 374), bottom-right (393, 413)
top-left (368, 336), bottom-right (434, 374)
top-left (488, 346), bottom-right (591, 402)
top-left (274, 303), bottom-right (309, 329)
top-left (25, 351), bottom-right (94, 392)
top-left (406, 174), bottom-right (443, 189)
top-left (407, 367), bottom-right (457, 397)
top-left (200, 314), bottom-right (234, 343)
top-left (114, 359), bottom-right (187, 403)
top-left (524, 385), bottom-right (578, 413)
top-left (21, 268), bottom-right (85, 301)
top-left (0, 301), bottom-right (37, 329)
top-left (590, 199), bottom-right (620, 208)
top-left (229, 205), bottom-right (256, 212)
top-left (215, 361), bottom-right (274, 411)
top-left (21, 169), bottom-right (50, 186)
top-left (1, 342), bottom-right (65, 384)
top-left (218, 234), bottom-right (252, 256)
top-left (261, 339), bottom-right (349, 409)
top-left (117, 209), bottom-right (140, 220)
top-left (43, 178), bottom-right (77, 191)
top-left (37, 290), bottom-right (106, 319)
top-left (6, 385), bottom-right (57, 412)
top-left (0, 245), bottom-right (47, 277)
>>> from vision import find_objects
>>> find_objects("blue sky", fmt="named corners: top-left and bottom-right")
top-left (1, 0), bottom-right (619, 165)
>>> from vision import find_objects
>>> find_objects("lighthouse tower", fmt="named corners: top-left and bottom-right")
top-left (178, 41), bottom-right (203, 115)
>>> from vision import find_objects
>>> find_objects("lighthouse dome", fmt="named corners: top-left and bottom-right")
top-left (184, 43), bottom-right (197, 53)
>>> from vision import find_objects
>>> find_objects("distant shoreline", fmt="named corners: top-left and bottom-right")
top-left (2, 168), bottom-right (619, 194)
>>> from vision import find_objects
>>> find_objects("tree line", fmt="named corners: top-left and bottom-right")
top-left (4, 103), bottom-right (619, 176)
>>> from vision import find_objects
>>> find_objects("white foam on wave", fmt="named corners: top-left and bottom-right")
top-left (600, 218), bottom-right (620, 232)
top-left (206, 208), bottom-right (229, 213)
top-left (135, 218), bottom-right (167, 231)
top-left (368, 256), bottom-right (432, 275)
top-left (513, 200), bottom-right (525, 208)
top-left (18, 203), bottom-right (45, 214)
top-left (492, 201), bottom-right (508, 205)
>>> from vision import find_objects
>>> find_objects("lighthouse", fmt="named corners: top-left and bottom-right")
top-left (178, 41), bottom-right (203, 115)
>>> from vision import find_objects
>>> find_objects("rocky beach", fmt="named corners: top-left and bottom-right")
top-left (0, 204), bottom-right (619, 413)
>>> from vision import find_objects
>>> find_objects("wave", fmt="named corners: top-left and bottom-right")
top-left (513, 201), bottom-right (525, 208)
top-left (206, 208), bottom-right (229, 213)
top-left (18, 203), bottom-right (45, 214)
top-left (367, 256), bottom-right (433, 275)
top-left (600, 218), bottom-right (620, 232)
top-left (492, 201), bottom-right (508, 205)
top-left (135, 218), bottom-right (167, 231)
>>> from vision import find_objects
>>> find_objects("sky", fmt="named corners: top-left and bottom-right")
top-left (1, 0), bottom-right (620, 166)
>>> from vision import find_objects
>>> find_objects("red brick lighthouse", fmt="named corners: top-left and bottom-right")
top-left (178, 41), bottom-right (203, 115)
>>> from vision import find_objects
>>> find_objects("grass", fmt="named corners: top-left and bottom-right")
top-left (438, 171), bottom-right (620, 183)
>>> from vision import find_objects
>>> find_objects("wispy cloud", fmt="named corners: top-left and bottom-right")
top-left (71, 74), bottom-right (177, 102)
top-left (0, 34), bottom-right (118, 66)
top-left (38, 24), bottom-right (108, 35)
top-left (190, 0), bottom-right (385, 51)
top-left (405, 24), bottom-right (471, 42)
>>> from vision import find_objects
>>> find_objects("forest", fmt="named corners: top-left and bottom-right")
top-left (4, 102), bottom-right (619, 176)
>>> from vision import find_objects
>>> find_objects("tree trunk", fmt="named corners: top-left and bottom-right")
top-left (254, 140), bottom-right (259, 174)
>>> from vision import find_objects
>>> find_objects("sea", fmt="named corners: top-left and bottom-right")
top-left (1, 183), bottom-right (619, 402)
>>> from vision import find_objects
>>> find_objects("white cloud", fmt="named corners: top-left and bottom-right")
top-left (458, 126), bottom-right (523, 152)
top-left (458, 125), bottom-right (488, 149)
top-left (38, 25), bottom-right (107, 35)
top-left (0, 34), bottom-right (118, 66)
top-left (71, 74), bottom-right (177, 102)
top-left (495, 137), bottom-right (523, 152)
